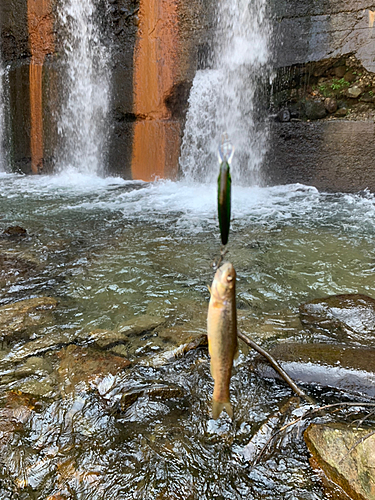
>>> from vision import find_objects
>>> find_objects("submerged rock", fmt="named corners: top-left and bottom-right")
top-left (0, 297), bottom-right (58, 339)
top-left (0, 252), bottom-right (40, 289)
top-left (119, 384), bottom-right (185, 412)
top-left (58, 345), bottom-right (131, 393)
top-left (117, 314), bottom-right (165, 337)
top-left (143, 334), bottom-right (207, 367)
top-left (2, 226), bottom-right (27, 237)
top-left (89, 328), bottom-right (129, 349)
top-left (2, 330), bottom-right (72, 364)
top-left (305, 424), bottom-right (375, 500)
top-left (252, 343), bottom-right (375, 397)
top-left (0, 391), bottom-right (36, 458)
top-left (241, 397), bottom-right (302, 463)
top-left (299, 294), bottom-right (375, 343)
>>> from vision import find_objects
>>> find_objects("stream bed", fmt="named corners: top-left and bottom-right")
top-left (1, 172), bottom-right (375, 499)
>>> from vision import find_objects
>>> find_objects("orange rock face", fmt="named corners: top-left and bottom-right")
top-left (132, 0), bottom-right (181, 181)
top-left (27, 0), bottom-right (54, 174)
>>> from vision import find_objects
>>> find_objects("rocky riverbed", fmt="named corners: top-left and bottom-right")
top-left (2, 280), bottom-right (375, 499)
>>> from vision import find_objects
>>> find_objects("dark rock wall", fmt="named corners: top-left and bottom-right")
top-left (1, 0), bottom-right (31, 172)
top-left (105, 0), bottom-right (139, 178)
top-left (272, 0), bottom-right (375, 72)
top-left (1, 0), bottom-right (375, 189)
top-left (0, 0), bottom-right (213, 178)
top-left (267, 0), bottom-right (375, 191)
top-left (264, 121), bottom-right (375, 192)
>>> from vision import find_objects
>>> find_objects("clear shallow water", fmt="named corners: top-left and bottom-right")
top-left (1, 174), bottom-right (375, 498)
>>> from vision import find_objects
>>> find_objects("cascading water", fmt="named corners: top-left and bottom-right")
top-left (0, 62), bottom-right (5, 172)
top-left (180, 0), bottom-right (272, 184)
top-left (56, 0), bottom-right (110, 175)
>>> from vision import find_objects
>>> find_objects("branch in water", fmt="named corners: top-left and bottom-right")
top-left (237, 331), bottom-right (315, 405)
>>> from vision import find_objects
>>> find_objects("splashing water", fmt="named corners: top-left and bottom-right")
top-left (56, 0), bottom-right (110, 175)
top-left (180, 0), bottom-right (272, 183)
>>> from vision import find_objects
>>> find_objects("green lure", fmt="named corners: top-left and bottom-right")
top-left (217, 133), bottom-right (234, 246)
top-left (217, 161), bottom-right (231, 246)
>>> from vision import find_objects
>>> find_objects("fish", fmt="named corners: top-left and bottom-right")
top-left (207, 262), bottom-right (238, 419)
top-left (217, 133), bottom-right (234, 246)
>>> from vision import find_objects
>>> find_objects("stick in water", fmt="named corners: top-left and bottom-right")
top-left (237, 331), bottom-right (315, 405)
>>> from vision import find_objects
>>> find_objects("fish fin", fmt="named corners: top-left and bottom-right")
top-left (234, 346), bottom-right (239, 360)
top-left (207, 285), bottom-right (211, 295)
top-left (212, 400), bottom-right (233, 420)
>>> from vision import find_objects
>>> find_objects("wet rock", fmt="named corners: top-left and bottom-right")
top-left (46, 494), bottom-right (71, 500)
top-left (241, 397), bottom-right (302, 462)
top-left (277, 108), bottom-right (291, 122)
top-left (299, 294), bottom-right (375, 342)
top-left (2, 330), bottom-right (73, 364)
top-left (0, 297), bottom-right (58, 339)
top-left (305, 424), bottom-right (375, 500)
top-left (15, 379), bottom-right (55, 397)
top-left (305, 100), bottom-right (327, 120)
top-left (58, 345), bottom-right (131, 393)
top-left (89, 315), bottom-right (165, 350)
top-left (0, 391), bottom-right (36, 456)
top-left (119, 384), bottom-right (185, 412)
top-left (0, 252), bottom-right (39, 288)
top-left (2, 226), bottom-right (27, 237)
top-left (144, 334), bottom-right (207, 367)
top-left (89, 328), bottom-right (129, 349)
top-left (109, 344), bottom-right (129, 357)
top-left (117, 314), bottom-right (165, 337)
top-left (252, 343), bottom-right (375, 398)
top-left (238, 308), bottom-right (301, 342)
top-left (324, 98), bottom-right (338, 114)
top-left (13, 355), bottom-right (54, 377)
top-left (156, 321), bottom-right (206, 346)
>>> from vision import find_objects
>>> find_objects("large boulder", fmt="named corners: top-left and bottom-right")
top-left (252, 342), bottom-right (375, 397)
top-left (305, 423), bottom-right (375, 500)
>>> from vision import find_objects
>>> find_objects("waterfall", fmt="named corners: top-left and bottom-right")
top-left (179, 0), bottom-right (272, 184)
top-left (0, 61), bottom-right (5, 172)
top-left (56, 0), bottom-right (110, 175)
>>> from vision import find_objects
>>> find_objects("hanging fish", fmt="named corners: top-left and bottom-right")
top-left (207, 262), bottom-right (238, 419)
top-left (217, 133), bottom-right (234, 246)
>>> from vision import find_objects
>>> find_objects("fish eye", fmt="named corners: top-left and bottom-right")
top-left (227, 275), bottom-right (233, 282)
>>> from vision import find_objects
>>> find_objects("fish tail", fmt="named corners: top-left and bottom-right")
top-left (212, 399), bottom-right (233, 420)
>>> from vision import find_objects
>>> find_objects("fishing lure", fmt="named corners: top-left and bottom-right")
top-left (217, 134), bottom-right (234, 246)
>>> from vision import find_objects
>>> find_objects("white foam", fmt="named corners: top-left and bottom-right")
top-left (1, 173), bottom-right (375, 238)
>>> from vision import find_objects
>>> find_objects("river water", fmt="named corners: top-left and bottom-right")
top-left (1, 173), bottom-right (375, 498)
